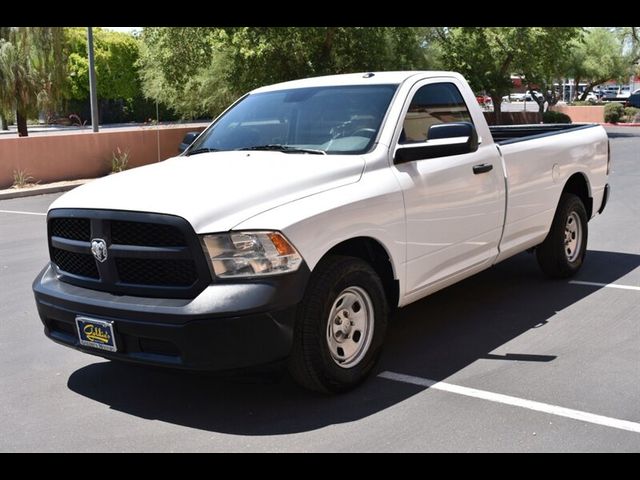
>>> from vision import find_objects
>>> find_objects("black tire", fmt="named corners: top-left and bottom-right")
top-left (288, 255), bottom-right (389, 394)
top-left (536, 193), bottom-right (588, 278)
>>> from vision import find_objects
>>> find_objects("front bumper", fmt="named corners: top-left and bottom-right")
top-left (33, 263), bottom-right (309, 371)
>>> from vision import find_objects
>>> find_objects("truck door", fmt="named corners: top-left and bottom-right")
top-left (391, 79), bottom-right (505, 300)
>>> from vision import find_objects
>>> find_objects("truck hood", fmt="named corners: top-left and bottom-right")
top-left (50, 151), bottom-right (365, 233)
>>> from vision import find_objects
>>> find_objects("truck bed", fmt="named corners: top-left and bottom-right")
top-left (489, 124), bottom-right (598, 145)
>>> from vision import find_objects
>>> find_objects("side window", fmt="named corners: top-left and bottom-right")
top-left (400, 83), bottom-right (472, 144)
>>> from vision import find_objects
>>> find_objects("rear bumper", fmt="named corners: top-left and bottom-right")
top-left (33, 263), bottom-right (309, 371)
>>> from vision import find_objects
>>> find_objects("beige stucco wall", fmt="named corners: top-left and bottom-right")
top-left (550, 105), bottom-right (605, 123)
top-left (0, 123), bottom-right (208, 189)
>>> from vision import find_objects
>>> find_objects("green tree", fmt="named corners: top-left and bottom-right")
top-left (617, 27), bottom-right (640, 66)
top-left (138, 27), bottom-right (437, 119)
top-left (137, 27), bottom-right (223, 119)
top-left (31, 27), bottom-right (66, 119)
top-left (63, 28), bottom-right (161, 124)
top-left (438, 27), bottom-right (581, 123)
top-left (65, 27), bottom-right (140, 101)
top-left (438, 28), bottom-right (518, 124)
top-left (567, 28), bottom-right (629, 101)
top-left (516, 28), bottom-right (583, 114)
top-left (617, 27), bottom-right (640, 84)
top-left (219, 27), bottom-right (430, 91)
top-left (0, 27), bottom-right (65, 136)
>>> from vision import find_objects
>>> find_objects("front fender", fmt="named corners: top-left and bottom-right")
top-left (233, 168), bottom-right (407, 300)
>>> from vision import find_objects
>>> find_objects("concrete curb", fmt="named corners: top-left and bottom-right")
top-left (0, 179), bottom-right (89, 201)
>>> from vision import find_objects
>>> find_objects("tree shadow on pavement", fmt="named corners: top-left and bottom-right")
top-left (67, 249), bottom-right (640, 435)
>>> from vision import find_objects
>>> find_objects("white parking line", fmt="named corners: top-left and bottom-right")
top-left (378, 371), bottom-right (640, 434)
top-left (0, 209), bottom-right (46, 216)
top-left (569, 280), bottom-right (640, 292)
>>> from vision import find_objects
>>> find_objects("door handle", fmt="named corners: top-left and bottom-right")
top-left (473, 163), bottom-right (493, 174)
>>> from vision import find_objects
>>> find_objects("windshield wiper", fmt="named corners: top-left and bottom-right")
top-left (238, 144), bottom-right (326, 155)
top-left (186, 147), bottom-right (220, 156)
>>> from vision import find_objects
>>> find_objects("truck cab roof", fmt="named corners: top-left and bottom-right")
top-left (251, 71), bottom-right (465, 93)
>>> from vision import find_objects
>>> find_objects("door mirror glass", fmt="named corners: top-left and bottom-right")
top-left (428, 122), bottom-right (476, 143)
top-left (395, 122), bottom-right (479, 164)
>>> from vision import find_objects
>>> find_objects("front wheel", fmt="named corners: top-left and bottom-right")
top-left (288, 255), bottom-right (388, 393)
top-left (536, 193), bottom-right (588, 278)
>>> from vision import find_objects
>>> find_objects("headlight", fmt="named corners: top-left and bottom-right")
top-left (201, 231), bottom-right (302, 278)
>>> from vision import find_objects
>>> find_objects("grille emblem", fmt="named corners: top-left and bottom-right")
top-left (91, 238), bottom-right (108, 263)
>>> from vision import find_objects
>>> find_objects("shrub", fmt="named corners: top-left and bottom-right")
top-left (542, 111), bottom-right (572, 124)
top-left (12, 169), bottom-right (36, 188)
top-left (604, 102), bottom-right (624, 123)
top-left (623, 107), bottom-right (639, 123)
top-left (110, 147), bottom-right (130, 173)
top-left (68, 114), bottom-right (87, 127)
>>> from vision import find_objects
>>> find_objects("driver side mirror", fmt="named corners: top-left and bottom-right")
top-left (178, 131), bottom-right (201, 154)
top-left (394, 122), bottom-right (479, 164)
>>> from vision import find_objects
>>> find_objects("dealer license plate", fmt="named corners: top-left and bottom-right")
top-left (75, 316), bottom-right (117, 352)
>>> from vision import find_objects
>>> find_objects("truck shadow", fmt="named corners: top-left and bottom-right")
top-left (67, 249), bottom-right (640, 435)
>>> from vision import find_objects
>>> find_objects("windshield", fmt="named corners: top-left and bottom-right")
top-left (188, 84), bottom-right (398, 155)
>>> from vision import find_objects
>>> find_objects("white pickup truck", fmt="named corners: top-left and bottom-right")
top-left (33, 71), bottom-right (610, 393)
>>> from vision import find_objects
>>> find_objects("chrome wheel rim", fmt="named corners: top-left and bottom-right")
top-left (564, 211), bottom-right (582, 263)
top-left (326, 286), bottom-right (375, 368)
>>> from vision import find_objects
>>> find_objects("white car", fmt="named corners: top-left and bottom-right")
top-left (33, 71), bottom-right (610, 393)
top-left (618, 86), bottom-right (631, 99)
top-left (503, 93), bottom-right (526, 102)
top-left (584, 91), bottom-right (599, 103)
top-left (601, 86), bottom-right (622, 100)
top-left (503, 91), bottom-right (544, 103)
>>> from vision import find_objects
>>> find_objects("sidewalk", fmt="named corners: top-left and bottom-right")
top-left (0, 120), bottom-right (211, 138)
top-left (0, 178), bottom-right (89, 201)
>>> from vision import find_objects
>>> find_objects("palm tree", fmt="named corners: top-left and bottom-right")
top-left (0, 42), bottom-right (11, 130)
top-left (0, 27), bottom-right (10, 130)
top-left (0, 27), bottom-right (65, 137)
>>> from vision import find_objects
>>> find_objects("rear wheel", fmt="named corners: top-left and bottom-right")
top-left (288, 255), bottom-right (388, 393)
top-left (536, 193), bottom-right (588, 278)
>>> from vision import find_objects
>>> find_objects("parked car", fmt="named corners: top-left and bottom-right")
top-left (528, 90), bottom-right (545, 101)
top-left (626, 93), bottom-right (640, 108)
top-left (618, 86), bottom-right (631, 99)
top-left (601, 86), bottom-right (620, 100)
top-left (33, 71), bottom-right (610, 393)
top-left (476, 94), bottom-right (493, 110)
top-left (600, 85), bottom-right (632, 102)
top-left (503, 90), bottom-right (544, 103)
top-left (583, 91), bottom-right (599, 103)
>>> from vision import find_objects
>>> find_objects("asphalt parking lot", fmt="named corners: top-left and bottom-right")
top-left (1, 127), bottom-right (639, 452)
